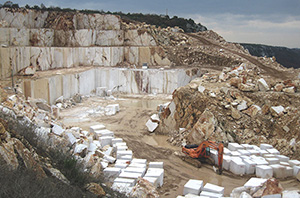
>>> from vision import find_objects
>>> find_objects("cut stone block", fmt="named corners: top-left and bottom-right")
top-left (74, 144), bottom-right (88, 155)
top-left (251, 157), bottom-right (269, 166)
top-left (276, 155), bottom-right (289, 162)
top-left (144, 168), bottom-right (164, 187)
top-left (66, 132), bottom-right (77, 145)
top-left (101, 161), bottom-right (108, 169)
top-left (263, 154), bottom-right (277, 158)
top-left (112, 138), bottom-right (123, 145)
top-left (256, 165), bottom-right (273, 178)
top-left (200, 191), bottom-right (223, 198)
top-left (243, 159), bottom-right (256, 174)
top-left (241, 144), bottom-right (253, 150)
top-left (228, 143), bottom-right (244, 151)
top-left (262, 194), bottom-right (281, 198)
top-left (293, 166), bottom-right (300, 176)
top-left (231, 151), bottom-right (242, 157)
top-left (289, 160), bottom-right (300, 167)
top-left (260, 144), bottom-right (273, 150)
top-left (210, 149), bottom-right (219, 165)
top-left (270, 164), bottom-right (287, 179)
top-left (124, 167), bottom-right (146, 176)
top-left (230, 158), bottom-right (246, 175)
top-left (116, 159), bottom-right (131, 165)
top-left (131, 158), bottom-right (147, 164)
top-left (149, 162), bottom-right (164, 169)
top-left (243, 177), bottom-right (267, 188)
top-left (202, 183), bottom-right (224, 195)
top-left (117, 145), bottom-right (128, 151)
top-left (143, 176), bottom-right (158, 188)
top-left (120, 155), bottom-right (132, 161)
top-left (106, 104), bottom-right (120, 115)
top-left (252, 145), bottom-right (261, 151)
top-left (52, 124), bottom-right (65, 136)
top-left (248, 150), bottom-right (260, 156)
top-left (117, 150), bottom-right (133, 159)
top-left (223, 155), bottom-right (231, 171)
top-left (280, 162), bottom-right (291, 167)
top-left (183, 179), bottom-right (203, 195)
top-left (259, 150), bottom-right (269, 156)
top-left (104, 155), bottom-right (116, 163)
top-left (115, 163), bottom-right (128, 169)
top-left (118, 171), bottom-right (143, 180)
top-left (267, 148), bottom-right (280, 155)
top-left (146, 119), bottom-right (158, 132)
top-left (223, 147), bottom-right (231, 156)
top-left (90, 124), bottom-right (106, 133)
top-left (185, 193), bottom-right (203, 198)
top-left (128, 163), bottom-right (147, 169)
top-left (282, 190), bottom-right (300, 198)
top-left (114, 177), bottom-right (136, 187)
top-left (94, 129), bottom-right (114, 138)
top-left (100, 136), bottom-right (113, 147)
top-left (266, 158), bottom-right (280, 165)
top-left (103, 167), bottom-right (121, 181)
top-left (286, 167), bottom-right (293, 177)
top-left (238, 149), bottom-right (251, 156)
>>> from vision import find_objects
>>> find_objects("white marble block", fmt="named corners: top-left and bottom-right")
top-left (149, 162), bottom-right (164, 169)
top-left (228, 143), bottom-right (244, 151)
top-left (183, 179), bottom-right (203, 195)
top-left (230, 158), bottom-right (246, 175)
top-left (260, 144), bottom-right (273, 150)
top-left (90, 124), bottom-right (106, 133)
top-left (256, 165), bottom-right (273, 178)
top-left (202, 183), bottom-right (224, 195)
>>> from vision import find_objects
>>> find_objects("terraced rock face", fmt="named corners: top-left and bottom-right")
top-left (158, 64), bottom-right (300, 159)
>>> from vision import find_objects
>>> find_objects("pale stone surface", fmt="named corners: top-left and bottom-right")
top-left (256, 165), bottom-right (273, 178)
top-left (146, 119), bottom-right (159, 132)
top-left (257, 78), bottom-right (269, 91)
top-left (202, 183), bottom-right (224, 195)
top-left (183, 179), bottom-right (203, 195)
top-left (243, 177), bottom-right (267, 188)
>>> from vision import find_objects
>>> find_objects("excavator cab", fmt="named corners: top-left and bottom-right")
top-left (182, 140), bottom-right (224, 174)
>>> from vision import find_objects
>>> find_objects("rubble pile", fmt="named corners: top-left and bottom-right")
top-left (157, 63), bottom-right (300, 159)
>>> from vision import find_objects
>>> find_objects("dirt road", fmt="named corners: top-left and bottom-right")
top-left (59, 95), bottom-right (300, 197)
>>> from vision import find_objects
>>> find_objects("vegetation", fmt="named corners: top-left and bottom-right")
top-left (0, 1), bottom-right (207, 33)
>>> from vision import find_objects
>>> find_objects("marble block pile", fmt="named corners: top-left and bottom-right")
top-left (213, 143), bottom-right (300, 179)
top-left (179, 179), bottom-right (224, 198)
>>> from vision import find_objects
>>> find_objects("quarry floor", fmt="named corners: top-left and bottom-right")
top-left (59, 94), bottom-right (300, 197)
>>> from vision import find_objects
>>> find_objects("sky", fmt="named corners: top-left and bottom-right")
top-left (9, 0), bottom-right (300, 48)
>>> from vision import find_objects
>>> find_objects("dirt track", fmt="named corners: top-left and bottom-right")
top-left (59, 95), bottom-right (300, 197)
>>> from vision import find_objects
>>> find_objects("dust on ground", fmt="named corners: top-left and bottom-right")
top-left (59, 94), bottom-right (300, 197)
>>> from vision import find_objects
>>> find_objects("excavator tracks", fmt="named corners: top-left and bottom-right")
top-left (180, 155), bottom-right (202, 168)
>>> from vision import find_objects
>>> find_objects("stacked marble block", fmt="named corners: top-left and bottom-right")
top-left (213, 142), bottom-right (300, 179)
top-left (179, 179), bottom-right (224, 198)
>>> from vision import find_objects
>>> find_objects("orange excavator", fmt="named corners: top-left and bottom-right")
top-left (182, 140), bottom-right (224, 174)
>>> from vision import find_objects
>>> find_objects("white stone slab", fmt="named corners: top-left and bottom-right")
top-left (238, 149), bottom-right (251, 156)
top-left (266, 158), bottom-right (280, 165)
top-left (117, 145), bottom-right (128, 151)
top-left (289, 160), bottom-right (300, 167)
top-left (116, 159), bottom-right (131, 164)
top-left (117, 150), bottom-right (133, 159)
top-left (183, 179), bottom-right (204, 195)
top-left (101, 161), bottom-right (108, 169)
top-left (66, 132), bottom-right (77, 145)
top-left (243, 159), bottom-right (256, 175)
top-left (100, 136), bottom-right (113, 147)
top-left (185, 193), bottom-right (203, 198)
top-left (202, 183), bottom-right (224, 195)
top-left (280, 162), bottom-right (290, 167)
top-left (263, 154), bottom-right (277, 158)
top-left (286, 167), bottom-right (293, 177)
top-left (248, 150), bottom-right (260, 156)
top-left (293, 166), bottom-right (300, 176)
top-left (262, 194), bottom-right (281, 198)
top-left (276, 155), bottom-right (289, 162)
top-left (118, 171), bottom-right (143, 180)
top-left (112, 138), bottom-right (123, 145)
top-left (251, 156), bottom-right (269, 166)
top-left (115, 163), bottom-right (128, 169)
top-left (256, 165), bottom-right (273, 178)
top-left (243, 177), bottom-right (267, 188)
top-left (104, 155), bottom-right (116, 163)
top-left (120, 155), bottom-right (132, 161)
top-left (223, 155), bottom-right (231, 171)
top-left (270, 164), bottom-right (287, 179)
top-left (146, 119), bottom-right (158, 132)
top-left (282, 190), bottom-right (300, 198)
top-left (128, 163), bottom-right (147, 169)
top-left (90, 124), bottom-right (106, 133)
top-left (124, 167), bottom-right (146, 176)
top-left (231, 151), bottom-right (242, 157)
top-left (143, 176), bottom-right (159, 188)
top-left (259, 149), bottom-right (269, 156)
top-left (149, 162), bottom-right (164, 169)
top-left (228, 143), bottom-right (244, 151)
top-left (131, 158), bottom-right (147, 164)
top-left (267, 148), bottom-right (280, 155)
top-left (200, 191), bottom-right (223, 198)
top-left (114, 177), bottom-right (136, 187)
top-left (74, 144), bottom-right (88, 154)
top-left (241, 144), bottom-right (253, 150)
top-left (95, 129), bottom-right (114, 138)
top-left (144, 168), bottom-right (164, 187)
top-left (223, 147), bottom-right (231, 156)
top-left (52, 124), bottom-right (65, 136)
top-left (230, 159), bottom-right (246, 175)
top-left (260, 144), bottom-right (273, 150)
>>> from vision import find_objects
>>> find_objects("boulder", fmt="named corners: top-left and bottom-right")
top-left (257, 78), bottom-right (269, 92)
top-left (270, 106), bottom-right (285, 117)
top-left (85, 183), bottom-right (106, 197)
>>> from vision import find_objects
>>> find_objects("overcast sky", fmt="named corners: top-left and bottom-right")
top-left (11, 0), bottom-right (300, 48)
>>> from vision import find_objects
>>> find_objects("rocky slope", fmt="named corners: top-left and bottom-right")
top-left (241, 43), bottom-right (300, 69)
